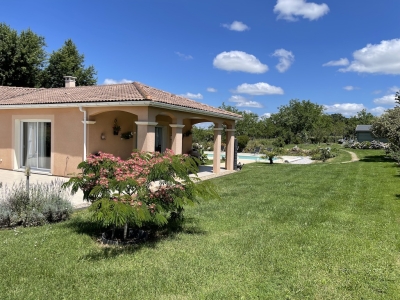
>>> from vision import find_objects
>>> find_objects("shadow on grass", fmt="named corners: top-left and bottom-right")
top-left (359, 155), bottom-right (395, 163)
top-left (395, 194), bottom-right (400, 200)
top-left (63, 212), bottom-right (207, 260)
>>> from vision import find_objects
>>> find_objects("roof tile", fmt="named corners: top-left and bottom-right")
top-left (0, 82), bottom-right (241, 119)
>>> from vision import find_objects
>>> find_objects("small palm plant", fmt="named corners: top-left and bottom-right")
top-left (261, 149), bottom-right (278, 164)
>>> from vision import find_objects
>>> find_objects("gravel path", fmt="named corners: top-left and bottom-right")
top-left (342, 150), bottom-right (360, 163)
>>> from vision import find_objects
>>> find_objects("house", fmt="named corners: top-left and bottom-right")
top-left (355, 125), bottom-right (387, 142)
top-left (0, 77), bottom-right (241, 176)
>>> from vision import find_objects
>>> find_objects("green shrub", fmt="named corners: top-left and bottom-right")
top-left (273, 137), bottom-right (286, 148)
top-left (236, 135), bottom-right (249, 152)
top-left (311, 147), bottom-right (338, 162)
top-left (0, 180), bottom-right (73, 227)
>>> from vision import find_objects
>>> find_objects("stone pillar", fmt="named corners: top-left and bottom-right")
top-left (225, 129), bottom-right (236, 170)
top-left (169, 124), bottom-right (185, 155)
top-left (135, 121), bottom-right (158, 152)
top-left (213, 127), bottom-right (223, 174)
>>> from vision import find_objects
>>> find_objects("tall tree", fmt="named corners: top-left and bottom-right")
top-left (0, 23), bottom-right (46, 87)
top-left (372, 93), bottom-right (400, 162)
top-left (270, 99), bottom-right (325, 143)
top-left (355, 109), bottom-right (376, 124)
top-left (220, 103), bottom-right (260, 138)
top-left (42, 39), bottom-right (97, 88)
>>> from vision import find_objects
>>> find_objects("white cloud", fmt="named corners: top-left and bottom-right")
top-left (324, 103), bottom-right (366, 116)
top-left (389, 86), bottom-right (400, 93)
top-left (222, 21), bottom-right (250, 32)
top-left (207, 87), bottom-right (217, 92)
top-left (178, 92), bottom-right (203, 100)
top-left (339, 39), bottom-right (400, 74)
top-left (233, 82), bottom-right (284, 95)
top-left (175, 52), bottom-right (193, 60)
top-left (370, 107), bottom-right (386, 116)
top-left (322, 58), bottom-right (349, 67)
top-left (272, 49), bottom-right (295, 73)
top-left (103, 78), bottom-right (133, 85)
top-left (274, 0), bottom-right (329, 21)
top-left (229, 95), bottom-right (263, 108)
top-left (261, 113), bottom-right (271, 118)
top-left (343, 86), bottom-right (358, 91)
top-left (213, 51), bottom-right (268, 74)
top-left (373, 94), bottom-right (396, 105)
top-left (372, 90), bottom-right (382, 94)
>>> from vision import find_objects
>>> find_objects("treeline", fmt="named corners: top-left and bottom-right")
top-left (0, 23), bottom-right (96, 88)
top-left (194, 99), bottom-right (377, 145)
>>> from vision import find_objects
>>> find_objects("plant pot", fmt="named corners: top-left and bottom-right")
top-left (113, 130), bottom-right (119, 136)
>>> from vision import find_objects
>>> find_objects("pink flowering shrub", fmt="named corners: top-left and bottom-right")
top-left (63, 150), bottom-right (219, 233)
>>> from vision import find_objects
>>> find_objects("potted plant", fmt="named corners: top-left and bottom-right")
top-left (121, 132), bottom-right (133, 140)
top-left (113, 119), bottom-right (121, 135)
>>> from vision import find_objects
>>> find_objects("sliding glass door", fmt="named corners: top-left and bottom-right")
top-left (21, 122), bottom-right (51, 170)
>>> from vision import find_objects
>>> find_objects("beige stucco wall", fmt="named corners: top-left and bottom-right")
top-left (87, 110), bottom-right (138, 160)
top-left (0, 108), bottom-right (83, 176)
top-left (0, 111), bottom-right (12, 170)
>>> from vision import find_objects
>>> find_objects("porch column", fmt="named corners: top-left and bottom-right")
top-left (225, 129), bottom-right (236, 171)
top-left (135, 121), bottom-right (158, 152)
top-left (169, 124), bottom-right (185, 155)
top-left (213, 127), bottom-right (223, 174)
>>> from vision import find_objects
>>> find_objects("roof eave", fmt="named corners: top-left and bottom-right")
top-left (0, 100), bottom-right (242, 120)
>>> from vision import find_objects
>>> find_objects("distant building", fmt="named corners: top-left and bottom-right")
top-left (355, 125), bottom-right (388, 142)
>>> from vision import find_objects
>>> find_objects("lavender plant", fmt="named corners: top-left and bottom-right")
top-left (0, 179), bottom-right (73, 227)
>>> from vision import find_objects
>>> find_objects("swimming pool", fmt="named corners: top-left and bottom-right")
top-left (206, 153), bottom-right (274, 161)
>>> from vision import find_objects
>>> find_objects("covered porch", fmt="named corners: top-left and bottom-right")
top-left (82, 105), bottom-right (237, 174)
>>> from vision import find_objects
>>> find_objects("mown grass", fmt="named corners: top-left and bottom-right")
top-left (1, 150), bottom-right (400, 299)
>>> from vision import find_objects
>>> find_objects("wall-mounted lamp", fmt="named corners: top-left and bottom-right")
top-left (101, 133), bottom-right (106, 140)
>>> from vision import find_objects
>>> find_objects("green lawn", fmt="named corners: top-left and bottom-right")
top-left (1, 150), bottom-right (400, 299)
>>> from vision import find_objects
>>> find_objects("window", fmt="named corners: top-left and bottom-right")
top-left (21, 121), bottom-right (51, 170)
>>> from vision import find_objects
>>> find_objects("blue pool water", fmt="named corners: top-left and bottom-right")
top-left (206, 153), bottom-right (274, 161)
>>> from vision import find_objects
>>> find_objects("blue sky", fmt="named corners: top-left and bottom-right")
top-left (1, 0), bottom-right (399, 118)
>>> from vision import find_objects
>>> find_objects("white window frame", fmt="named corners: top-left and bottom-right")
top-left (12, 115), bottom-right (54, 174)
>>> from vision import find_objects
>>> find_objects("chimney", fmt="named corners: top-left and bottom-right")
top-left (64, 76), bottom-right (76, 88)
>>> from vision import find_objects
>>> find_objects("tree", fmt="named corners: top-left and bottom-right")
top-left (355, 109), bottom-right (376, 125)
top-left (63, 150), bottom-right (219, 240)
top-left (271, 99), bottom-right (325, 144)
top-left (371, 106), bottom-right (400, 160)
top-left (42, 39), bottom-right (97, 88)
top-left (219, 103), bottom-right (262, 138)
top-left (0, 23), bottom-right (46, 87)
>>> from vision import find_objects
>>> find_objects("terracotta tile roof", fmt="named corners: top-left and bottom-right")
top-left (0, 82), bottom-right (241, 119)
top-left (0, 86), bottom-right (43, 100)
